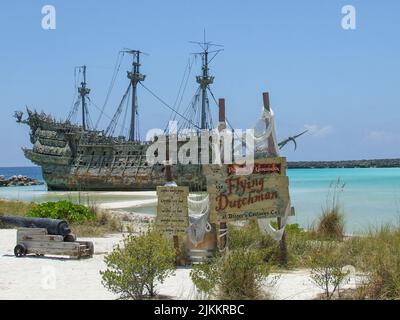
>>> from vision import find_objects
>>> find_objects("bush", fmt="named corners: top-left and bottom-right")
top-left (309, 241), bottom-right (350, 299)
top-left (27, 201), bottom-right (96, 223)
top-left (100, 230), bottom-right (176, 300)
top-left (190, 248), bottom-right (271, 300)
top-left (228, 219), bottom-right (279, 265)
top-left (285, 225), bottom-right (316, 267)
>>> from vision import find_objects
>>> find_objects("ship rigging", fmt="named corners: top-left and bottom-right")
top-left (66, 38), bottom-right (223, 141)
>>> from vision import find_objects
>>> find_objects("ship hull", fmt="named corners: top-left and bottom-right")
top-left (20, 111), bottom-right (206, 191)
top-left (41, 164), bottom-right (205, 191)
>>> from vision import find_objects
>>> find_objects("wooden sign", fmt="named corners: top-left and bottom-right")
top-left (155, 186), bottom-right (189, 237)
top-left (204, 157), bottom-right (291, 222)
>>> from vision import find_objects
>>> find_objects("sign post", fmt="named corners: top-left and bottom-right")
top-left (155, 185), bottom-right (189, 264)
top-left (205, 157), bottom-right (290, 223)
top-left (155, 136), bottom-right (189, 265)
top-left (204, 95), bottom-right (292, 260)
top-left (263, 92), bottom-right (287, 265)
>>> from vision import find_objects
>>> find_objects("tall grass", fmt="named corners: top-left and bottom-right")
top-left (315, 178), bottom-right (345, 240)
top-left (341, 224), bottom-right (400, 299)
top-left (0, 199), bottom-right (123, 237)
top-left (0, 199), bottom-right (35, 216)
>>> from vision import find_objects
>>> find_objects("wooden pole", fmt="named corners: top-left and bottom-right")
top-left (262, 92), bottom-right (287, 266)
top-left (262, 92), bottom-right (278, 157)
top-left (218, 98), bottom-right (228, 252)
top-left (173, 235), bottom-right (180, 265)
top-left (165, 135), bottom-right (180, 264)
top-left (165, 135), bottom-right (172, 182)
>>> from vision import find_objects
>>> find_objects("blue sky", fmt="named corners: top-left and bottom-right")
top-left (0, 0), bottom-right (399, 166)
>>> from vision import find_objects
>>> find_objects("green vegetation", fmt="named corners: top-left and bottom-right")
top-left (0, 199), bottom-right (122, 237)
top-left (3, 177), bottom-right (400, 300)
top-left (0, 199), bottom-right (35, 216)
top-left (309, 241), bottom-right (350, 299)
top-left (340, 225), bottom-right (400, 299)
top-left (101, 230), bottom-right (176, 300)
top-left (314, 178), bottom-right (346, 240)
top-left (69, 210), bottom-right (123, 237)
top-left (27, 200), bottom-right (96, 223)
top-left (190, 247), bottom-right (271, 300)
top-left (229, 219), bottom-right (279, 265)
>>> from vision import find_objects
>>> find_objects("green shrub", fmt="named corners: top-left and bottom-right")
top-left (190, 247), bottom-right (271, 300)
top-left (286, 231), bottom-right (315, 267)
top-left (309, 241), bottom-right (350, 299)
top-left (100, 230), bottom-right (176, 300)
top-left (27, 200), bottom-right (96, 223)
top-left (228, 219), bottom-right (279, 265)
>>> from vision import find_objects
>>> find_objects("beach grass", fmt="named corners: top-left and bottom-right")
top-left (70, 210), bottom-right (123, 237)
top-left (0, 199), bottom-right (35, 216)
top-left (339, 224), bottom-right (400, 299)
top-left (0, 199), bottom-right (123, 237)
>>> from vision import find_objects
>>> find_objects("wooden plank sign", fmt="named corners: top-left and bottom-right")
top-left (155, 186), bottom-right (189, 237)
top-left (204, 157), bottom-right (290, 222)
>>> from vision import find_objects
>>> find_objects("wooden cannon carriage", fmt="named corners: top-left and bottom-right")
top-left (0, 216), bottom-right (94, 259)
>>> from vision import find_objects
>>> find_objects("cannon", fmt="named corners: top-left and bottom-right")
top-left (0, 216), bottom-right (71, 236)
top-left (0, 216), bottom-right (94, 259)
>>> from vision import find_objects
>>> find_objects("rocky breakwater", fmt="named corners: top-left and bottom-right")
top-left (0, 175), bottom-right (44, 187)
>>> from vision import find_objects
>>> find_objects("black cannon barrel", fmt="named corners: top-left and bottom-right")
top-left (0, 216), bottom-right (71, 236)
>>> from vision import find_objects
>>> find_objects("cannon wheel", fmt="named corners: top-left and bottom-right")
top-left (64, 234), bottom-right (77, 242)
top-left (14, 244), bottom-right (27, 257)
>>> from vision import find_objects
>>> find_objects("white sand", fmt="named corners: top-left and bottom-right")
top-left (98, 198), bottom-right (157, 210)
top-left (0, 229), bottom-right (360, 300)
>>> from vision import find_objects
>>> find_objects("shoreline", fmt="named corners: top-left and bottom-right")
top-left (287, 159), bottom-right (400, 169)
top-left (2, 160), bottom-right (400, 171)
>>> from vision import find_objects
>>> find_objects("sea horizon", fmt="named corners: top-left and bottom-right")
top-left (2, 157), bottom-right (400, 170)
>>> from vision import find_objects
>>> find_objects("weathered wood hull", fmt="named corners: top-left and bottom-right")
top-left (20, 110), bottom-right (208, 191)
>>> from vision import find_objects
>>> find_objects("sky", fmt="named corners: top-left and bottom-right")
top-left (0, 0), bottom-right (399, 166)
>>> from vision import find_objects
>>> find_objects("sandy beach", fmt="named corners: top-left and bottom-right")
top-left (0, 225), bottom-right (360, 300)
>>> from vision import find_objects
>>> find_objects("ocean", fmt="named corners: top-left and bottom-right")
top-left (1, 166), bottom-right (400, 233)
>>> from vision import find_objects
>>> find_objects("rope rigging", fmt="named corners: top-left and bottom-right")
top-left (139, 82), bottom-right (201, 130)
top-left (105, 83), bottom-right (132, 137)
top-left (119, 87), bottom-right (131, 137)
top-left (95, 51), bottom-right (125, 130)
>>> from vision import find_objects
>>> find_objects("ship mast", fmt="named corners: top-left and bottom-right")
top-left (196, 49), bottom-right (214, 129)
top-left (77, 65), bottom-right (90, 131)
top-left (125, 50), bottom-right (146, 141)
top-left (191, 35), bottom-right (222, 130)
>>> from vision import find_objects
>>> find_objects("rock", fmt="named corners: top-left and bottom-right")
top-left (0, 175), bottom-right (44, 188)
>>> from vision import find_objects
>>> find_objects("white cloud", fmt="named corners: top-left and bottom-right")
top-left (304, 124), bottom-right (333, 138)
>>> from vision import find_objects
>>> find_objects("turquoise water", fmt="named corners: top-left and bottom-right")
top-left (288, 168), bottom-right (400, 233)
top-left (1, 167), bottom-right (400, 233)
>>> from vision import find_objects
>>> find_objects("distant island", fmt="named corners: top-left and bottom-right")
top-left (287, 158), bottom-right (400, 169)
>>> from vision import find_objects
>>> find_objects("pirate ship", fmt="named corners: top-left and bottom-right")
top-left (15, 40), bottom-right (302, 191)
